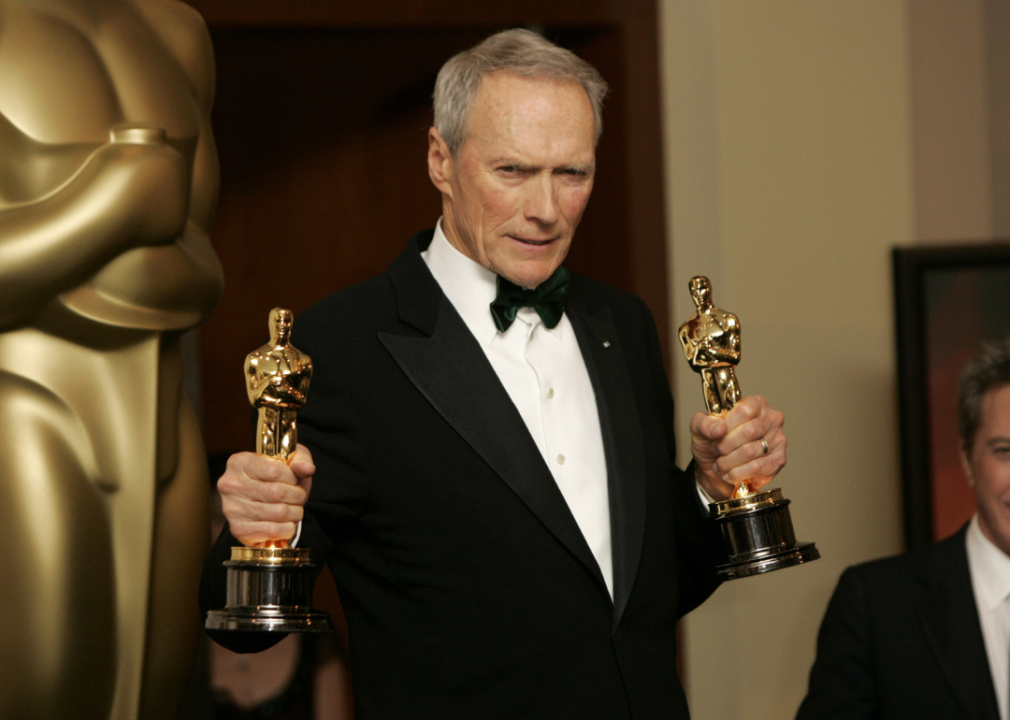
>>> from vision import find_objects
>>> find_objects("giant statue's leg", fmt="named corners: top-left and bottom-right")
top-left (0, 372), bottom-right (116, 720)
top-left (139, 395), bottom-right (210, 720)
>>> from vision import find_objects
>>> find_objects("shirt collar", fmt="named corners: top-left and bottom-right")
top-left (967, 514), bottom-right (1010, 610)
top-left (421, 219), bottom-right (564, 345)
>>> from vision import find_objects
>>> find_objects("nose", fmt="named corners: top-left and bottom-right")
top-left (524, 174), bottom-right (560, 225)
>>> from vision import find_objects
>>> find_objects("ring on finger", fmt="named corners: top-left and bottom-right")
top-left (760, 439), bottom-right (769, 455)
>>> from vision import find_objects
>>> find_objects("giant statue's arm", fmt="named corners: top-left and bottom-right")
top-left (0, 1), bottom-right (221, 330)
top-left (0, 119), bottom-right (190, 328)
top-left (136, 0), bottom-right (220, 234)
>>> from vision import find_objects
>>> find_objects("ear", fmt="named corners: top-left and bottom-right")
top-left (427, 127), bottom-right (454, 196)
top-left (960, 444), bottom-right (975, 487)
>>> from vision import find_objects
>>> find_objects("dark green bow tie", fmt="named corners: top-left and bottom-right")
top-left (490, 266), bottom-right (571, 332)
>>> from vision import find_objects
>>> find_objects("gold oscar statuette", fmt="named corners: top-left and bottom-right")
top-left (205, 309), bottom-right (333, 632)
top-left (680, 277), bottom-right (819, 580)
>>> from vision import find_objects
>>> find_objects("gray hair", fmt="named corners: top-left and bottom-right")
top-left (959, 338), bottom-right (1010, 453)
top-left (433, 28), bottom-right (608, 156)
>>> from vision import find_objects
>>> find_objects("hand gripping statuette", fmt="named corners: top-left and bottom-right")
top-left (205, 308), bottom-right (333, 632)
top-left (679, 277), bottom-right (819, 580)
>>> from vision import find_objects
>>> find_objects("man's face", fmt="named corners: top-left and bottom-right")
top-left (961, 383), bottom-right (1010, 556)
top-left (429, 72), bottom-right (596, 289)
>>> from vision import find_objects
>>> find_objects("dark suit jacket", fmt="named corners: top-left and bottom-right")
top-left (202, 230), bottom-right (724, 719)
top-left (796, 526), bottom-right (999, 720)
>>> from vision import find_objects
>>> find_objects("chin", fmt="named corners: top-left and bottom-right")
top-left (493, 247), bottom-right (564, 285)
top-left (519, 274), bottom-right (554, 289)
top-left (517, 263), bottom-right (562, 288)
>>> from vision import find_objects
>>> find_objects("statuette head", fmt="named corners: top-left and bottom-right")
top-left (269, 307), bottom-right (294, 344)
top-left (689, 276), bottom-right (712, 308)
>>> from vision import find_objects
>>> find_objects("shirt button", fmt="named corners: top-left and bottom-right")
top-left (556, 454), bottom-right (565, 465)
top-left (547, 387), bottom-right (555, 399)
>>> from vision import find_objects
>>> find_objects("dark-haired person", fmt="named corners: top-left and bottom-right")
top-left (797, 340), bottom-right (1010, 720)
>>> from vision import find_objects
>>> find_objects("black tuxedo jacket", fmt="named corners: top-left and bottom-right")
top-left (202, 230), bottom-right (724, 719)
top-left (796, 526), bottom-right (999, 720)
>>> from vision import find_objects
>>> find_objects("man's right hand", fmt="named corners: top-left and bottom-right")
top-left (217, 444), bottom-right (315, 547)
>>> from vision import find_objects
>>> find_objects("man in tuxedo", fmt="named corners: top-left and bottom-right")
top-left (796, 340), bottom-right (1010, 720)
top-left (203, 29), bottom-right (788, 719)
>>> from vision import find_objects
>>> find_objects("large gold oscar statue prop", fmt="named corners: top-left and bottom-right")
top-left (680, 277), bottom-right (818, 579)
top-left (0, 2), bottom-right (223, 719)
top-left (205, 309), bottom-right (333, 633)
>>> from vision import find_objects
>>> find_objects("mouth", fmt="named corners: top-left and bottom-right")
top-left (509, 236), bottom-right (555, 247)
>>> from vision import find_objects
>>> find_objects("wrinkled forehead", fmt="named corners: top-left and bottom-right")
top-left (466, 73), bottom-right (595, 145)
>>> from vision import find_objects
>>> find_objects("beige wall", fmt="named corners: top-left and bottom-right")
top-left (660, 0), bottom-right (1000, 717)
top-left (909, 0), bottom-right (992, 241)
top-left (987, 0), bottom-right (1010, 237)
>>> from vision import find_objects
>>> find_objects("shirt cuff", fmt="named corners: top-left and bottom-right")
top-left (693, 464), bottom-right (717, 512)
top-left (696, 482), bottom-right (716, 508)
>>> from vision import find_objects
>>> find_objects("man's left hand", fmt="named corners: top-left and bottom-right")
top-left (689, 395), bottom-right (786, 501)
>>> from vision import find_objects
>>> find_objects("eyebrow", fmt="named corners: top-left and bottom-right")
top-left (489, 158), bottom-right (594, 174)
top-left (499, 162), bottom-right (538, 173)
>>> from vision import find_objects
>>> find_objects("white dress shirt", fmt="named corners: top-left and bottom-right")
top-left (966, 514), bottom-right (1010, 720)
top-left (422, 221), bottom-right (614, 597)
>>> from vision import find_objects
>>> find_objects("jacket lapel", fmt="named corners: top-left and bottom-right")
top-left (917, 527), bottom-right (1000, 720)
top-left (568, 293), bottom-right (647, 630)
top-left (378, 234), bottom-right (607, 593)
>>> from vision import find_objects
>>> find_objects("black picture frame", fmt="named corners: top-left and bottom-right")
top-left (893, 242), bottom-right (1010, 550)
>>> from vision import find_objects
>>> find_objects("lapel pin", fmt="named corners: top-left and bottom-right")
top-left (603, 341), bottom-right (611, 347)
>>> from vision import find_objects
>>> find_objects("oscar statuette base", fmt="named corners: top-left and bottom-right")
top-left (205, 546), bottom-right (333, 633)
top-left (709, 488), bottom-right (820, 581)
